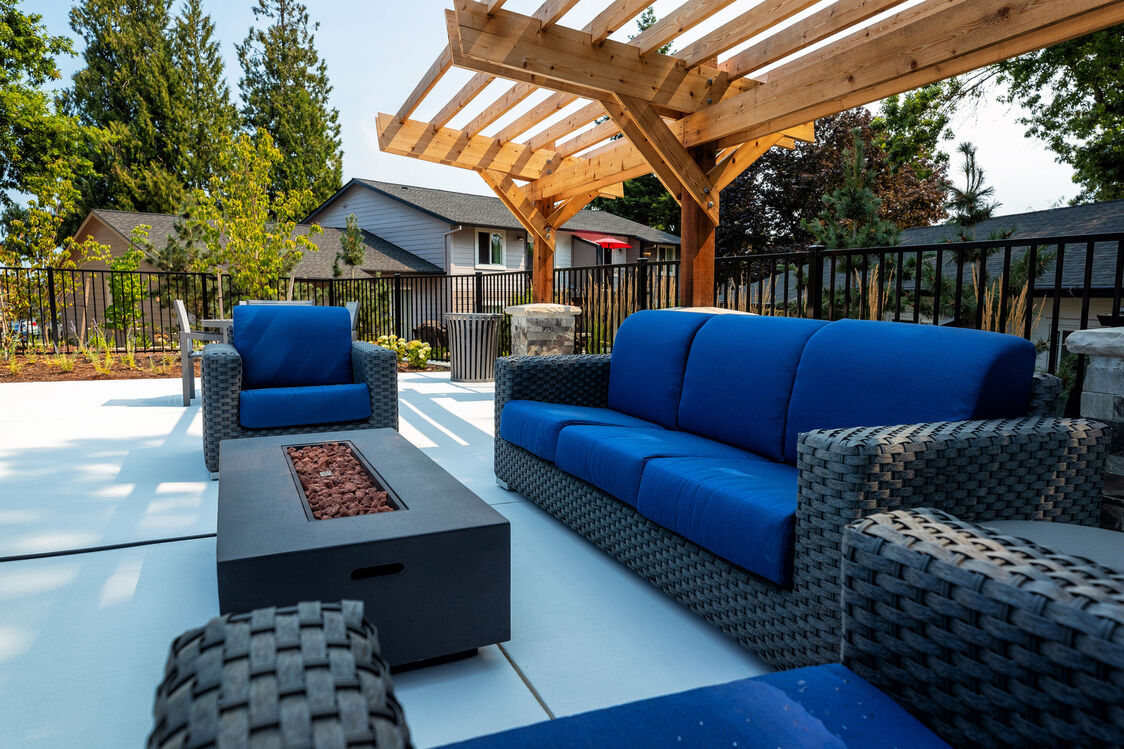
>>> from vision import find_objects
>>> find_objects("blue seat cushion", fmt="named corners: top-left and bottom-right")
top-left (784, 319), bottom-right (1037, 463)
top-left (607, 310), bottom-right (714, 428)
top-left (239, 384), bottom-right (371, 429)
top-left (233, 305), bottom-right (354, 389)
top-left (637, 457), bottom-right (797, 585)
top-left (679, 314), bottom-right (828, 461)
top-left (499, 400), bottom-right (662, 462)
top-left (437, 664), bottom-right (949, 749)
top-left (554, 425), bottom-right (754, 507)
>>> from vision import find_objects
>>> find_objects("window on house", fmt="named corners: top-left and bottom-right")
top-left (477, 230), bottom-right (505, 267)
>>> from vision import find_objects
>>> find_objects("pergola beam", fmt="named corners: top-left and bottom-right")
top-left (630, 0), bottom-right (741, 56)
top-left (603, 95), bottom-right (718, 223)
top-left (478, 170), bottom-right (556, 301)
top-left (449, 1), bottom-right (747, 117)
top-left (682, 0), bottom-right (1124, 149)
top-left (676, 0), bottom-right (822, 68)
top-left (376, 113), bottom-right (571, 182)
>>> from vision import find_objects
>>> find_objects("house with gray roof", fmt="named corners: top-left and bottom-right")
top-left (70, 209), bottom-right (442, 278)
top-left (303, 178), bottom-right (682, 274)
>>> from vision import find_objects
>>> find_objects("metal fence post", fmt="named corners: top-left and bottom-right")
top-left (201, 274), bottom-right (211, 319)
top-left (636, 257), bottom-right (649, 310)
top-left (807, 245), bottom-right (824, 319)
top-left (328, 278), bottom-right (337, 308)
top-left (474, 271), bottom-right (483, 313)
top-left (46, 266), bottom-right (59, 348)
top-left (393, 273), bottom-right (403, 338)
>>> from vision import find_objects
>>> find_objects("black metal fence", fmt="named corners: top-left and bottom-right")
top-left (2, 233), bottom-right (1118, 384)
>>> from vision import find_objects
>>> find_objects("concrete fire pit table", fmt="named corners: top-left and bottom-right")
top-left (216, 428), bottom-right (510, 668)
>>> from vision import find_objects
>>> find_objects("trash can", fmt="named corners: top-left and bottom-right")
top-left (445, 312), bottom-right (502, 383)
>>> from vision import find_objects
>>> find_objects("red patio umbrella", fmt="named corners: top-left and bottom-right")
top-left (574, 231), bottom-right (632, 249)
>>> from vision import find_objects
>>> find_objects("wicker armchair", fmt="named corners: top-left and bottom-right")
top-left (494, 354), bottom-right (1109, 669)
top-left (201, 338), bottom-right (398, 473)
top-left (842, 508), bottom-right (1124, 746)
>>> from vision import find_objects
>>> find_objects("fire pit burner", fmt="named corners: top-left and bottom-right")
top-left (285, 442), bottom-right (400, 520)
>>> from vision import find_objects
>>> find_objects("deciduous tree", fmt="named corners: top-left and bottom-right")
top-left (181, 129), bottom-right (321, 303)
top-left (0, 1), bottom-right (93, 217)
top-left (994, 27), bottom-right (1124, 203)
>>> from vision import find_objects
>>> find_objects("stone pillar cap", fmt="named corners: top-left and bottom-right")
top-left (1065, 326), bottom-right (1124, 357)
top-left (505, 303), bottom-right (581, 317)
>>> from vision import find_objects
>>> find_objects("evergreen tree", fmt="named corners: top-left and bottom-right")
top-left (65, 0), bottom-right (184, 220)
top-left (170, 0), bottom-right (238, 192)
top-left (946, 142), bottom-right (999, 240)
top-left (333, 214), bottom-right (365, 278)
top-left (237, 0), bottom-right (342, 216)
top-left (803, 128), bottom-right (901, 250)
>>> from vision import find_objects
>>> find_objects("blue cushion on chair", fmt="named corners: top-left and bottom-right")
top-left (239, 384), bottom-right (371, 429)
top-left (437, 664), bottom-right (949, 749)
top-left (554, 425), bottom-right (754, 507)
top-left (233, 305), bottom-right (354, 389)
top-left (499, 400), bottom-right (663, 462)
top-left (607, 310), bottom-right (714, 428)
top-left (679, 315), bottom-right (828, 461)
top-left (637, 457), bottom-right (798, 585)
top-left (783, 319), bottom-right (1037, 464)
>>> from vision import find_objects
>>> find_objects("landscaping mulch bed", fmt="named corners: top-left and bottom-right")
top-left (0, 352), bottom-right (194, 383)
top-left (287, 442), bottom-right (396, 519)
top-left (0, 353), bottom-right (445, 382)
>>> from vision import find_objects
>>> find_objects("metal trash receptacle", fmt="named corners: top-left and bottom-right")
top-left (445, 312), bottom-right (502, 383)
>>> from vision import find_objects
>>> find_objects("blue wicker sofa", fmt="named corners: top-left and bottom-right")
top-left (201, 305), bottom-right (398, 472)
top-left (494, 310), bottom-right (1109, 668)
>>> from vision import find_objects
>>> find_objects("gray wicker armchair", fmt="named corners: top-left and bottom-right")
top-left (494, 353), bottom-right (1109, 670)
top-left (202, 340), bottom-right (398, 473)
top-left (842, 508), bottom-right (1124, 747)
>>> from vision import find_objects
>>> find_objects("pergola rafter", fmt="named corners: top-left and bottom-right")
top-left (377, 0), bottom-right (1124, 305)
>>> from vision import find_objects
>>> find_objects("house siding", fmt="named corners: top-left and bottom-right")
top-left (448, 226), bottom-right (528, 275)
top-left (311, 184), bottom-right (450, 270)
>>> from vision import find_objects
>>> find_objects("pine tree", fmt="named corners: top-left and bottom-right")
top-left (333, 214), bottom-right (365, 278)
top-left (65, 0), bottom-right (184, 219)
top-left (946, 142), bottom-right (999, 240)
top-left (803, 128), bottom-right (901, 250)
top-left (237, 0), bottom-right (342, 217)
top-left (170, 0), bottom-right (238, 193)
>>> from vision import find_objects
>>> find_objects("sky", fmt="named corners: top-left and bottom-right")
top-left (27, 0), bottom-right (1080, 216)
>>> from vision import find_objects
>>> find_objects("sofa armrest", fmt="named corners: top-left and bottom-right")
top-left (352, 341), bottom-right (398, 430)
top-left (793, 416), bottom-right (1108, 618)
top-left (841, 508), bottom-right (1124, 747)
top-left (1028, 372), bottom-right (1064, 416)
top-left (201, 343), bottom-right (243, 472)
top-left (494, 354), bottom-right (612, 432)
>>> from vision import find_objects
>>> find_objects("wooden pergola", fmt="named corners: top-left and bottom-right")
top-left (379, 0), bottom-right (1124, 305)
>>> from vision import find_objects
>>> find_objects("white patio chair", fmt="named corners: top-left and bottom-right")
top-left (175, 299), bottom-right (224, 407)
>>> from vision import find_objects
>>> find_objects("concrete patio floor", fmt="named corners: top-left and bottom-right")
top-left (0, 373), bottom-right (769, 748)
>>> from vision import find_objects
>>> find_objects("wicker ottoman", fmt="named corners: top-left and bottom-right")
top-left (148, 601), bottom-right (412, 749)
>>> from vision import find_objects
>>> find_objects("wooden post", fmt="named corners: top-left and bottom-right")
top-left (533, 198), bottom-right (555, 303)
top-left (680, 145), bottom-right (717, 307)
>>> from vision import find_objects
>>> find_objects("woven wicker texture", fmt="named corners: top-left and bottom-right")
top-left (148, 601), bottom-right (412, 749)
top-left (842, 508), bottom-right (1124, 748)
top-left (202, 342), bottom-right (399, 472)
top-left (494, 358), bottom-right (1110, 668)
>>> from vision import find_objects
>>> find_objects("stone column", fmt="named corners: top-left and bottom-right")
top-left (506, 304), bottom-right (581, 356)
top-left (1066, 327), bottom-right (1124, 529)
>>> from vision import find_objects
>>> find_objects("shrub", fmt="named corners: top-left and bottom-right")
top-left (375, 334), bottom-right (431, 369)
top-left (55, 353), bottom-right (75, 372)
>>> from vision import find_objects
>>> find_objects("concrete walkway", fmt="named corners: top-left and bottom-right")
top-left (0, 373), bottom-right (768, 748)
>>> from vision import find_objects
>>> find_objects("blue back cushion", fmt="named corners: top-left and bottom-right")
top-left (437, 664), bottom-right (949, 749)
top-left (233, 305), bottom-right (353, 389)
top-left (784, 319), bottom-right (1037, 463)
top-left (679, 315), bottom-right (828, 461)
top-left (608, 310), bottom-right (713, 428)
